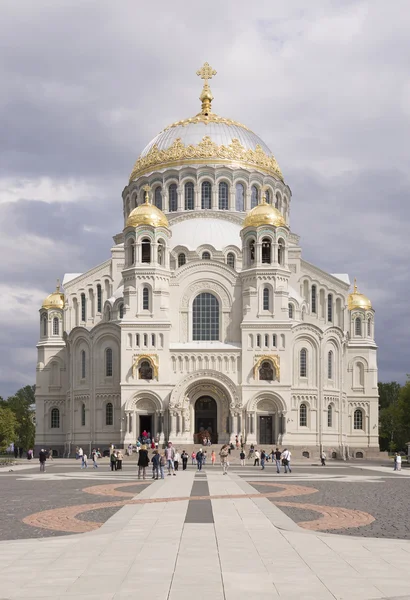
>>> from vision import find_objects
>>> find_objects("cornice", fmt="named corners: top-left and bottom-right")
top-left (64, 259), bottom-right (112, 291)
top-left (300, 259), bottom-right (350, 293)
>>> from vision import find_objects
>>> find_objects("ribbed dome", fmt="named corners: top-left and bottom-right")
top-left (129, 113), bottom-right (283, 182)
top-left (126, 201), bottom-right (169, 229)
top-left (243, 200), bottom-right (286, 229)
top-left (348, 280), bottom-right (372, 311)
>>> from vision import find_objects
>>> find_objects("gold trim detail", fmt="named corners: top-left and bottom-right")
top-left (347, 278), bottom-right (372, 311)
top-left (132, 354), bottom-right (159, 379)
top-left (243, 189), bottom-right (286, 228)
top-left (163, 112), bottom-right (251, 131)
top-left (42, 279), bottom-right (65, 310)
top-left (253, 355), bottom-right (280, 382)
top-left (196, 61), bottom-right (217, 115)
top-left (130, 136), bottom-right (283, 182)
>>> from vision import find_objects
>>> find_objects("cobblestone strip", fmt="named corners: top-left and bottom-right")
top-left (82, 481), bottom-right (148, 498)
top-left (275, 501), bottom-right (375, 531)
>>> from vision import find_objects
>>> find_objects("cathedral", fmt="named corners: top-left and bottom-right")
top-left (35, 64), bottom-right (379, 459)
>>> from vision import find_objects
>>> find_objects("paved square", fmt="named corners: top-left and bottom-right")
top-left (1, 459), bottom-right (410, 599)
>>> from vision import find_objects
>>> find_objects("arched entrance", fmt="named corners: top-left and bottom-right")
top-left (195, 396), bottom-right (217, 443)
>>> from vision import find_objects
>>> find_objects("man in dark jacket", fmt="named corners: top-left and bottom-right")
top-left (196, 448), bottom-right (203, 471)
top-left (39, 448), bottom-right (47, 472)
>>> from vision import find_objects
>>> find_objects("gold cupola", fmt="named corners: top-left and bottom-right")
top-left (348, 279), bottom-right (372, 311)
top-left (42, 280), bottom-right (65, 310)
top-left (243, 190), bottom-right (287, 229)
top-left (126, 185), bottom-right (169, 229)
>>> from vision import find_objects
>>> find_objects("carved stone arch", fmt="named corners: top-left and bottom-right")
top-left (125, 390), bottom-right (163, 412)
top-left (247, 392), bottom-right (286, 413)
top-left (347, 356), bottom-right (369, 371)
top-left (169, 369), bottom-right (240, 409)
top-left (180, 280), bottom-right (231, 310)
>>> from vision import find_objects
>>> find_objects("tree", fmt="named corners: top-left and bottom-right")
top-left (378, 382), bottom-right (402, 451)
top-left (378, 382), bottom-right (401, 411)
top-left (0, 407), bottom-right (17, 452)
top-left (3, 385), bottom-right (36, 450)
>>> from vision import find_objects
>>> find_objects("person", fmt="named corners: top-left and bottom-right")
top-left (219, 444), bottom-right (229, 475)
top-left (254, 450), bottom-right (260, 467)
top-left (260, 450), bottom-right (266, 470)
top-left (181, 450), bottom-right (188, 470)
top-left (117, 450), bottom-right (123, 470)
top-left (110, 450), bottom-right (117, 471)
top-left (138, 444), bottom-right (149, 479)
top-left (321, 451), bottom-right (326, 466)
top-left (13, 446), bottom-right (18, 459)
top-left (82, 453), bottom-right (88, 469)
top-left (159, 451), bottom-right (166, 479)
top-left (174, 449), bottom-right (180, 472)
top-left (203, 450), bottom-right (207, 466)
top-left (151, 450), bottom-right (160, 480)
top-left (19, 447), bottom-right (23, 458)
top-left (166, 442), bottom-right (176, 476)
top-left (248, 444), bottom-right (254, 460)
top-left (274, 448), bottom-right (282, 474)
top-left (211, 450), bottom-right (216, 466)
top-left (48, 448), bottom-right (53, 461)
top-left (75, 446), bottom-right (79, 460)
top-left (92, 449), bottom-right (99, 468)
top-left (78, 447), bottom-right (83, 462)
top-left (196, 448), bottom-right (203, 471)
top-left (128, 444), bottom-right (133, 456)
top-left (142, 429), bottom-right (148, 441)
top-left (191, 451), bottom-right (196, 465)
top-left (136, 440), bottom-right (141, 454)
top-left (27, 449), bottom-right (33, 460)
top-left (282, 448), bottom-right (292, 473)
top-left (151, 439), bottom-right (156, 450)
top-left (240, 450), bottom-right (246, 466)
top-left (235, 435), bottom-right (239, 449)
top-left (396, 453), bottom-right (402, 472)
top-left (393, 453), bottom-right (398, 471)
top-left (39, 448), bottom-right (47, 472)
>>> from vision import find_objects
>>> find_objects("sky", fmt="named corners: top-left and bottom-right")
top-left (1, 0), bottom-right (409, 397)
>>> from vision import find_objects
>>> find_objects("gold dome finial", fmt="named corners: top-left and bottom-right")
top-left (42, 279), bottom-right (65, 310)
top-left (142, 183), bottom-right (151, 204)
top-left (353, 277), bottom-right (358, 293)
top-left (196, 62), bottom-right (217, 115)
top-left (348, 278), bottom-right (372, 311)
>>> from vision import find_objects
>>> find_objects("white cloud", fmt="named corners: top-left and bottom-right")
top-left (0, 177), bottom-right (98, 204)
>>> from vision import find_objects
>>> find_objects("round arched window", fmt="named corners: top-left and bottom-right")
top-left (192, 293), bottom-right (219, 341)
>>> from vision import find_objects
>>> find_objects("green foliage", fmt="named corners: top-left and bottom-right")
top-left (378, 381), bottom-right (410, 452)
top-left (0, 407), bottom-right (18, 452)
top-left (0, 385), bottom-right (36, 450)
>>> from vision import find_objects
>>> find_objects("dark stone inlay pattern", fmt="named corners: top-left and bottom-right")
top-left (185, 478), bottom-right (213, 523)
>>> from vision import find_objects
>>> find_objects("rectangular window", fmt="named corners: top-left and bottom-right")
top-left (143, 334), bottom-right (148, 347)
top-left (264, 334), bottom-right (269, 348)
top-left (311, 285), bottom-right (317, 314)
top-left (272, 334), bottom-right (277, 347)
top-left (97, 284), bottom-right (102, 313)
top-left (327, 294), bottom-right (333, 322)
top-left (256, 334), bottom-right (261, 347)
top-left (135, 334), bottom-right (140, 347)
top-left (105, 348), bottom-right (113, 377)
top-left (81, 293), bottom-right (86, 322)
top-left (151, 334), bottom-right (156, 347)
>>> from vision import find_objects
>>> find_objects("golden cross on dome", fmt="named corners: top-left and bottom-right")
top-left (196, 62), bottom-right (217, 83)
top-left (56, 278), bottom-right (60, 292)
top-left (142, 184), bottom-right (151, 204)
top-left (196, 62), bottom-right (217, 115)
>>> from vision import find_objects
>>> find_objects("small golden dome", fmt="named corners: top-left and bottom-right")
top-left (243, 193), bottom-right (286, 229)
top-left (42, 280), bottom-right (65, 310)
top-left (126, 185), bottom-right (169, 229)
top-left (348, 279), bottom-right (372, 311)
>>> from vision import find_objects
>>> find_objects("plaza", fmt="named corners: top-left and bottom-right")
top-left (1, 457), bottom-right (410, 599)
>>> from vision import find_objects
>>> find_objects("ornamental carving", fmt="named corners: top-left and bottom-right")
top-left (129, 136), bottom-right (283, 182)
top-left (253, 355), bottom-right (280, 382)
top-left (181, 281), bottom-right (231, 310)
top-left (169, 369), bottom-right (240, 408)
top-left (163, 112), bottom-right (252, 132)
top-left (132, 354), bottom-right (159, 379)
top-left (136, 399), bottom-right (156, 412)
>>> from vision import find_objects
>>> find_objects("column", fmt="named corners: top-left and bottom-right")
top-left (194, 186), bottom-right (200, 210)
top-left (177, 186), bottom-right (183, 211)
top-left (256, 242), bottom-right (262, 265)
top-left (229, 186), bottom-right (235, 211)
top-left (212, 185), bottom-right (218, 210)
top-left (245, 190), bottom-right (251, 211)
top-left (170, 411), bottom-right (177, 439)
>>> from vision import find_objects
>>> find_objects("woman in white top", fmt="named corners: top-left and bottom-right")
top-left (174, 450), bottom-right (180, 471)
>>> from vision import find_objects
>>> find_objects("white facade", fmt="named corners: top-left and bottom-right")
top-left (35, 84), bottom-right (379, 459)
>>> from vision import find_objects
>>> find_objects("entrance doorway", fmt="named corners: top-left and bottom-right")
top-left (259, 416), bottom-right (273, 445)
top-left (139, 415), bottom-right (153, 440)
top-left (195, 396), bottom-right (217, 443)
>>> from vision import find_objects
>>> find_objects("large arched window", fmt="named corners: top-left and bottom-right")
top-left (185, 182), bottom-right (194, 210)
top-left (192, 293), bottom-right (219, 341)
top-left (97, 284), bottom-right (102, 313)
top-left (178, 253), bottom-right (186, 267)
top-left (141, 238), bottom-right (151, 263)
top-left (51, 408), bottom-right (60, 429)
top-left (81, 293), bottom-right (86, 322)
top-left (262, 237), bottom-right (271, 264)
top-left (139, 360), bottom-right (153, 380)
top-left (355, 317), bottom-right (362, 336)
top-left (81, 350), bottom-right (86, 379)
top-left (354, 408), bottom-right (363, 430)
top-left (119, 303), bottom-right (124, 319)
top-left (142, 287), bottom-right (149, 310)
top-left (219, 182), bottom-right (228, 210)
top-left (154, 186), bottom-right (162, 209)
top-left (251, 185), bottom-right (259, 208)
top-left (355, 362), bottom-right (365, 387)
top-left (327, 350), bottom-right (333, 379)
top-left (327, 404), bottom-right (333, 428)
top-left (201, 181), bottom-right (212, 209)
top-left (202, 251), bottom-right (211, 260)
top-left (105, 348), bottom-right (113, 377)
top-left (169, 183), bottom-right (178, 212)
top-left (42, 315), bottom-right (47, 336)
top-left (278, 239), bottom-right (285, 265)
top-left (300, 348), bottom-right (307, 377)
top-left (226, 253), bottom-right (235, 269)
top-left (52, 317), bottom-right (59, 336)
top-left (81, 403), bottom-right (86, 426)
top-left (263, 287), bottom-right (270, 310)
top-left (259, 361), bottom-right (274, 381)
top-left (327, 294), bottom-right (333, 322)
top-left (288, 303), bottom-right (294, 319)
top-left (236, 183), bottom-right (245, 211)
top-left (299, 403), bottom-right (307, 427)
top-left (105, 402), bottom-right (113, 426)
top-left (311, 285), bottom-right (317, 314)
